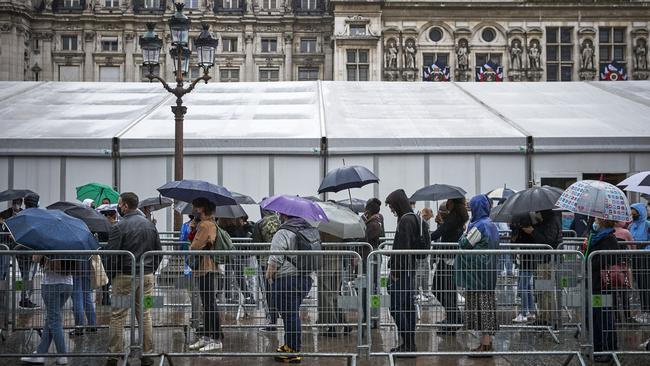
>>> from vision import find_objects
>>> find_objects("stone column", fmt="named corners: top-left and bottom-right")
top-left (283, 33), bottom-right (293, 81)
top-left (41, 33), bottom-right (54, 80)
top-left (83, 31), bottom-right (95, 81)
top-left (323, 35), bottom-right (333, 80)
top-left (124, 32), bottom-right (136, 81)
top-left (0, 24), bottom-right (15, 80)
top-left (245, 32), bottom-right (255, 81)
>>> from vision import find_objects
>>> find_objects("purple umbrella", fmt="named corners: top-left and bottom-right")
top-left (260, 195), bottom-right (329, 222)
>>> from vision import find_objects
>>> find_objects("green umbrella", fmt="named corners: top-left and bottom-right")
top-left (76, 183), bottom-right (120, 205)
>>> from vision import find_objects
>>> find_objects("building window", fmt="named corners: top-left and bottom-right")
top-left (481, 28), bottom-right (496, 43)
top-left (222, 0), bottom-right (241, 9)
top-left (346, 49), bottom-right (369, 81)
top-left (599, 27), bottom-right (626, 71)
top-left (101, 37), bottom-right (119, 52)
top-left (189, 67), bottom-right (202, 79)
top-left (59, 65), bottom-right (81, 81)
top-left (298, 67), bottom-right (319, 80)
top-left (262, 0), bottom-right (277, 9)
top-left (259, 68), bottom-right (279, 82)
top-left (299, 0), bottom-right (317, 10)
top-left (99, 66), bottom-right (120, 82)
top-left (299, 38), bottom-right (317, 53)
top-left (476, 53), bottom-right (501, 66)
top-left (422, 53), bottom-right (449, 67)
top-left (105, 0), bottom-right (119, 7)
top-left (429, 28), bottom-right (443, 43)
top-left (261, 38), bottom-right (277, 53)
top-left (62, 35), bottom-right (78, 51)
top-left (546, 27), bottom-right (573, 81)
top-left (220, 68), bottom-right (240, 82)
top-left (33, 39), bottom-right (40, 51)
top-left (141, 65), bottom-right (160, 80)
top-left (185, 0), bottom-right (199, 8)
top-left (144, 0), bottom-right (161, 8)
top-left (222, 37), bottom-right (238, 52)
top-left (64, 0), bottom-right (81, 7)
top-left (349, 25), bottom-right (367, 36)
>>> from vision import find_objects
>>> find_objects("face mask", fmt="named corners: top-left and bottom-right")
top-left (592, 222), bottom-right (600, 232)
top-left (116, 205), bottom-right (124, 217)
top-left (632, 214), bottom-right (640, 221)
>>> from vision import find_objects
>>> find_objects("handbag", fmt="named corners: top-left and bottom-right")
top-left (90, 255), bottom-right (109, 289)
top-left (600, 263), bottom-right (632, 290)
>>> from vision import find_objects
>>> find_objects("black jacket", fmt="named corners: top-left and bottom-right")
top-left (385, 189), bottom-right (421, 273)
top-left (590, 233), bottom-right (622, 293)
top-left (530, 210), bottom-right (563, 248)
top-left (105, 210), bottom-right (162, 275)
top-left (431, 209), bottom-right (466, 243)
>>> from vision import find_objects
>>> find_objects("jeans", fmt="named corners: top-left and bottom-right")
top-left (37, 284), bottom-right (73, 354)
top-left (517, 271), bottom-right (535, 315)
top-left (388, 273), bottom-right (416, 348)
top-left (196, 272), bottom-right (221, 339)
top-left (108, 274), bottom-right (154, 359)
top-left (272, 275), bottom-right (312, 351)
top-left (72, 269), bottom-right (96, 327)
top-left (18, 255), bottom-right (35, 301)
top-left (431, 261), bottom-right (460, 323)
top-left (592, 300), bottom-right (617, 352)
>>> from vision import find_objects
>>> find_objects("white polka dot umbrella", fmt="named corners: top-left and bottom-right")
top-left (556, 180), bottom-right (632, 222)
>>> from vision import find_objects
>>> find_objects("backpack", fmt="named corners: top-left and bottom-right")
top-left (403, 213), bottom-right (431, 259)
top-left (283, 226), bottom-right (323, 274)
top-left (213, 225), bottom-right (234, 265)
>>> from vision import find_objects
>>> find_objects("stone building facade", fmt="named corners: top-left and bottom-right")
top-left (1, 0), bottom-right (649, 82)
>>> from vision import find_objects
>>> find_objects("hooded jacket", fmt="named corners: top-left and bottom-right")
top-left (630, 203), bottom-right (650, 243)
top-left (529, 210), bottom-right (563, 248)
top-left (385, 189), bottom-right (420, 273)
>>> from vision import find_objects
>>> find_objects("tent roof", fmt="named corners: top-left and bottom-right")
top-left (1, 80), bottom-right (649, 156)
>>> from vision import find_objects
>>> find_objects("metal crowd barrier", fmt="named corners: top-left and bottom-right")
top-left (139, 250), bottom-right (363, 365)
top-left (364, 249), bottom-right (586, 365)
top-left (0, 250), bottom-right (136, 364)
top-left (0, 233), bottom-right (12, 248)
top-left (563, 230), bottom-right (578, 238)
top-left (587, 250), bottom-right (650, 365)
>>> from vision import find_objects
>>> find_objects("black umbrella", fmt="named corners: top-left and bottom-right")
top-left (157, 179), bottom-right (235, 206)
top-left (489, 186), bottom-right (564, 223)
top-left (318, 165), bottom-right (379, 194)
top-left (0, 189), bottom-right (36, 202)
top-left (302, 196), bottom-right (324, 202)
top-left (336, 198), bottom-right (366, 214)
top-left (46, 201), bottom-right (111, 234)
top-left (215, 204), bottom-right (248, 219)
top-left (138, 196), bottom-right (173, 211)
top-left (410, 184), bottom-right (467, 202)
top-left (231, 192), bottom-right (257, 205)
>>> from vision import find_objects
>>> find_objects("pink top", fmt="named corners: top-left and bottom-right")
top-left (614, 222), bottom-right (635, 243)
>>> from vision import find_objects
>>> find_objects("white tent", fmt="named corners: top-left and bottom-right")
top-left (1, 80), bottom-right (649, 231)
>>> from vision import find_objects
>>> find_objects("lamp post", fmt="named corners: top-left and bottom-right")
top-left (140, 3), bottom-right (218, 229)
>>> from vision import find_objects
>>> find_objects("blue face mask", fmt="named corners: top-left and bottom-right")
top-left (592, 222), bottom-right (600, 232)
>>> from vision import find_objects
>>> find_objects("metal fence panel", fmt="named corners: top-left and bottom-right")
top-left (366, 249), bottom-right (586, 362)
top-left (0, 250), bottom-right (136, 362)
top-left (139, 250), bottom-right (362, 363)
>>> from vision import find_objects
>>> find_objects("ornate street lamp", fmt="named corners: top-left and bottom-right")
top-left (139, 3), bottom-right (218, 229)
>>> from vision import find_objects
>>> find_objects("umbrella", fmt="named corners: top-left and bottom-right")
top-left (96, 204), bottom-right (118, 215)
top-left (336, 198), bottom-right (366, 214)
top-left (486, 186), bottom-right (517, 203)
top-left (175, 202), bottom-right (194, 215)
top-left (46, 201), bottom-right (111, 234)
top-left (260, 195), bottom-right (329, 222)
top-left (4, 208), bottom-right (99, 251)
top-left (215, 204), bottom-right (248, 219)
top-left (138, 197), bottom-right (173, 212)
top-left (410, 184), bottom-right (467, 202)
top-left (556, 180), bottom-right (631, 222)
top-left (302, 196), bottom-right (323, 202)
top-left (310, 202), bottom-right (365, 239)
top-left (617, 171), bottom-right (650, 189)
top-left (231, 192), bottom-right (257, 205)
top-left (318, 165), bottom-right (379, 194)
top-left (490, 186), bottom-right (564, 223)
top-left (0, 189), bottom-right (36, 202)
top-left (76, 183), bottom-right (119, 205)
top-left (157, 180), bottom-right (236, 206)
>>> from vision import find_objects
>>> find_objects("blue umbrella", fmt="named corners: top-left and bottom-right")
top-left (261, 195), bottom-right (329, 222)
top-left (157, 180), bottom-right (236, 206)
top-left (3, 208), bottom-right (99, 251)
top-left (318, 165), bottom-right (379, 194)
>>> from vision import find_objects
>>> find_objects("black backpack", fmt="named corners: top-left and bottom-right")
top-left (283, 226), bottom-right (323, 274)
top-left (403, 213), bottom-right (431, 259)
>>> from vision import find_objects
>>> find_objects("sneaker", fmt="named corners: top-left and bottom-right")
top-left (512, 314), bottom-right (528, 323)
top-left (20, 356), bottom-right (44, 364)
top-left (640, 339), bottom-right (650, 350)
top-left (199, 340), bottom-right (223, 352)
top-left (188, 336), bottom-right (208, 351)
top-left (19, 299), bottom-right (40, 309)
top-left (634, 312), bottom-right (650, 324)
top-left (274, 344), bottom-right (301, 363)
top-left (69, 329), bottom-right (84, 336)
top-left (56, 357), bottom-right (68, 365)
top-left (526, 313), bottom-right (537, 322)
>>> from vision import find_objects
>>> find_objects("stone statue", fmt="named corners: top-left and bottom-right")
top-left (581, 40), bottom-right (595, 70)
top-left (206, 0), bottom-right (214, 12)
top-left (246, 0), bottom-right (253, 12)
top-left (456, 39), bottom-right (469, 71)
top-left (634, 38), bottom-right (648, 70)
top-left (385, 40), bottom-right (398, 69)
top-left (284, 0), bottom-right (292, 11)
top-left (510, 39), bottom-right (523, 70)
top-left (404, 39), bottom-right (416, 69)
top-left (44, 0), bottom-right (53, 11)
top-left (528, 40), bottom-right (541, 70)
